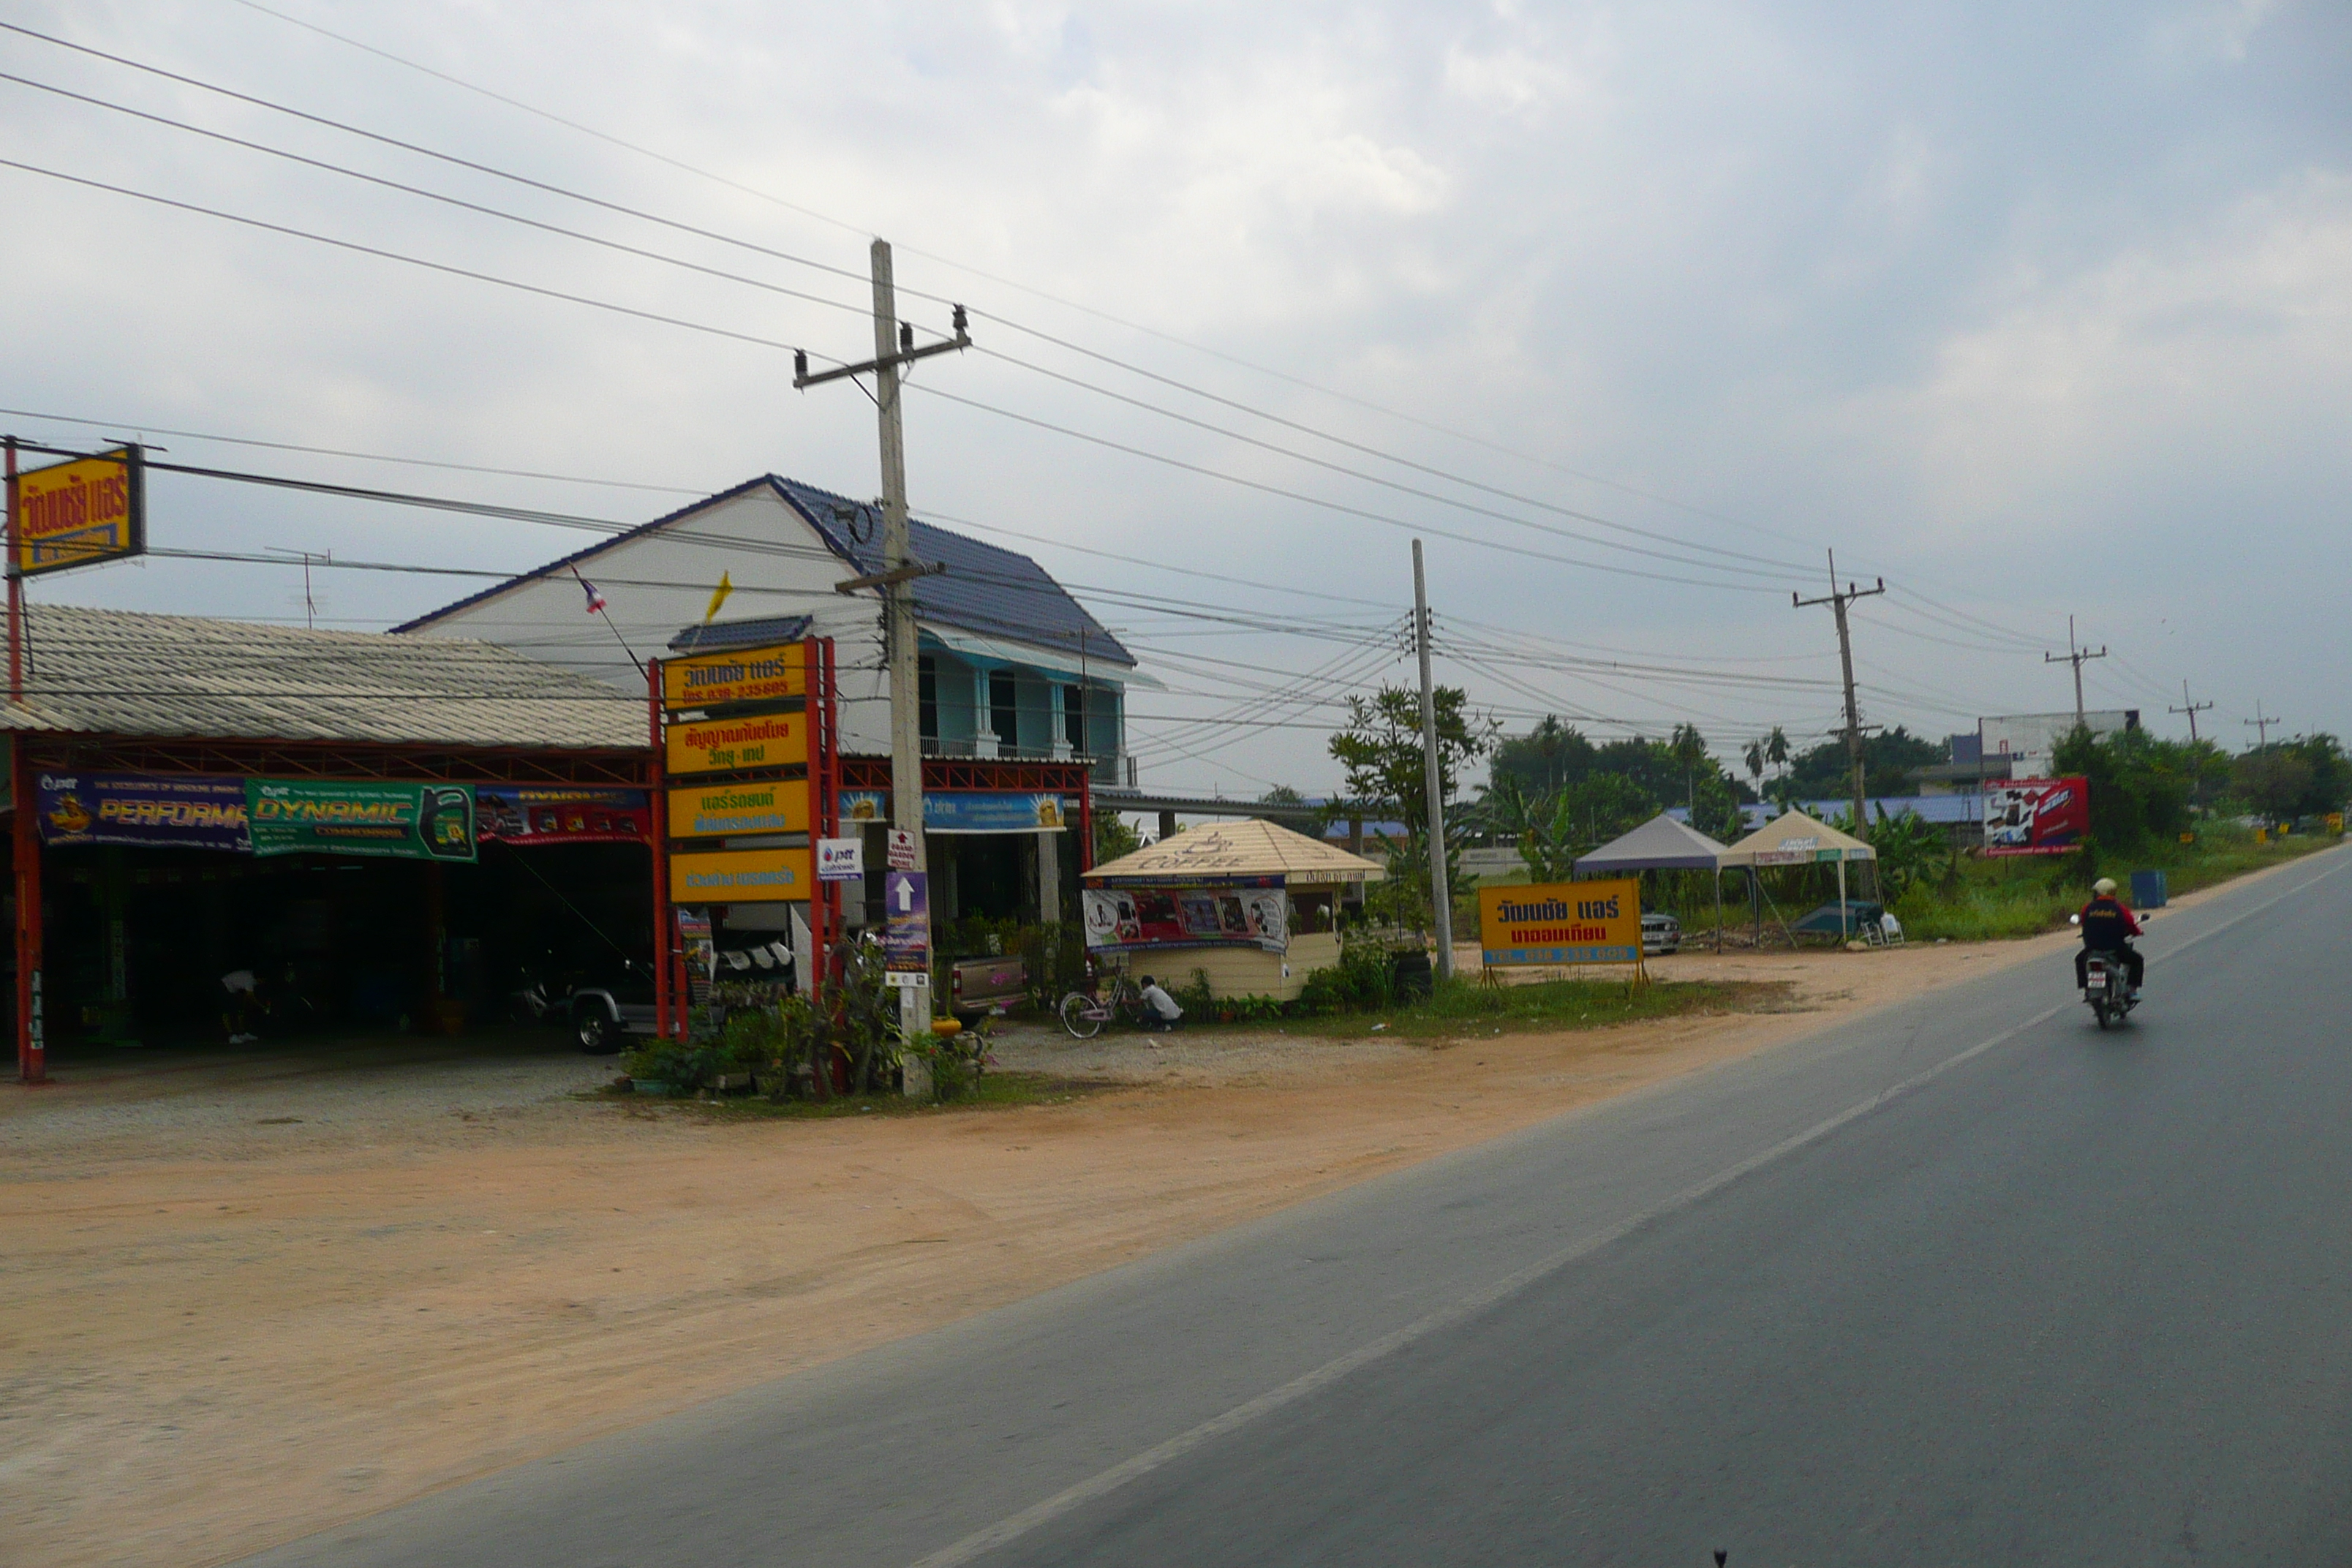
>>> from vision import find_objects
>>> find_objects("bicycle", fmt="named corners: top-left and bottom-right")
top-left (1058, 974), bottom-right (1150, 1039)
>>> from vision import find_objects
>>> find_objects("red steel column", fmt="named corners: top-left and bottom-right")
top-left (647, 657), bottom-right (671, 1041)
top-left (14, 737), bottom-right (43, 1083)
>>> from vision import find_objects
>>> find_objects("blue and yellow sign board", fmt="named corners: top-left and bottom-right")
top-left (1478, 878), bottom-right (1643, 968)
top-left (14, 445), bottom-right (145, 578)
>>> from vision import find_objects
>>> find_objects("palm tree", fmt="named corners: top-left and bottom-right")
top-left (1765, 725), bottom-right (1790, 780)
top-left (1743, 738), bottom-right (1766, 791)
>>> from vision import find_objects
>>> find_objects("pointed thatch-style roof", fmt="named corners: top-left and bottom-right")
top-left (1086, 818), bottom-right (1387, 885)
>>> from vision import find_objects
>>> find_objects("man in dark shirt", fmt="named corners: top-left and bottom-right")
top-left (2076, 877), bottom-right (2145, 995)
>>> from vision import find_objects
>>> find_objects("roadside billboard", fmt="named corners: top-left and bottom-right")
top-left (1478, 878), bottom-right (1642, 968)
top-left (1983, 776), bottom-right (2089, 856)
top-left (14, 445), bottom-right (146, 578)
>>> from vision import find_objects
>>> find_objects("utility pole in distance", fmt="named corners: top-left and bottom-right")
top-left (2045, 615), bottom-right (2108, 726)
top-left (1412, 540), bottom-right (1454, 983)
top-left (1793, 550), bottom-right (1885, 840)
top-left (796, 240), bottom-right (970, 1079)
top-left (2170, 679), bottom-right (2213, 743)
top-left (2245, 700), bottom-right (2279, 749)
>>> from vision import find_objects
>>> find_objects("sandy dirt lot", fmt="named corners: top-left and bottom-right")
top-left (0, 924), bottom-right (2095, 1566)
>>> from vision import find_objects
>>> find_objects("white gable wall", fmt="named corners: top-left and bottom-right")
top-left (400, 486), bottom-right (895, 754)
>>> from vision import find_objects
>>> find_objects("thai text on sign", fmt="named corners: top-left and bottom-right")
top-left (668, 847), bottom-right (813, 902)
top-left (666, 777), bottom-right (812, 838)
top-left (1477, 878), bottom-right (1642, 968)
top-left (660, 641), bottom-right (807, 711)
top-left (15, 446), bottom-right (145, 577)
top-left (664, 711), bottom-right (807, 775)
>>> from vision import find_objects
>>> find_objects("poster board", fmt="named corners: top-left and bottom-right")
top-left (1081, 878), bottom-right (1289, 954)
top-left (1983, 777), bottom-right (2089, 856)
top-left (1477, 878), bottom-right (1642, 968)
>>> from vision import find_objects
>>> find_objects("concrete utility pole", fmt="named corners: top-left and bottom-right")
top-left (794, 239), bottom-right (970, 1072)
top-left (1412, 540), bottom-right (1454, 982)
top-left (1793, 550), bottom-right (1885, 838)
top-left (2045, 616), bottom-right (2108, 726)
top-left (2245, 701), bottom-right (2279, 749)
top-left (2170, 679), bottom-right (2213, 744)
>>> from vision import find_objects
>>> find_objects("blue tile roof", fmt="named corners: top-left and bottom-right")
top-left (393, 476), bottom-right (1134, 669)
top-left (769, 478), bottom-right (1132, 668)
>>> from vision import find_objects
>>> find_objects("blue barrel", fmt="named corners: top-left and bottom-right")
top-left (2130, 869), bottom-right (2168, 908)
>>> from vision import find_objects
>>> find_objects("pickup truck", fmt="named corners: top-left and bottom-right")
top-left (947, 954), bottom-right (1028, 1021)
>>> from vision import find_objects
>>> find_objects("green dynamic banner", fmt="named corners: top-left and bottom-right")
top-left (246, 780), bottom-right (478, 862)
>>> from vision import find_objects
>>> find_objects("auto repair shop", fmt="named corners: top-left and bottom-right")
top-left (4, 605), bottom-right (654, 1080)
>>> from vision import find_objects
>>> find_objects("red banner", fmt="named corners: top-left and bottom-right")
top-left (1983, 776), bottom-right (2089, 856)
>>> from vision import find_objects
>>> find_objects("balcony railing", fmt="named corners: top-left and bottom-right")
top-left (918, 735), bottom-right (1134, 785)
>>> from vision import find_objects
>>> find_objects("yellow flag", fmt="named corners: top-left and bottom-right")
top-left (704, 572), bottom-right (734, 623)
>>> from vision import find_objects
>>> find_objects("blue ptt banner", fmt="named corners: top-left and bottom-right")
top-left (37, 772), bottom-right (252, 851)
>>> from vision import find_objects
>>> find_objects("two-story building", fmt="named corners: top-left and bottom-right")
top-left (393, 475), bottom-right (1142, 930)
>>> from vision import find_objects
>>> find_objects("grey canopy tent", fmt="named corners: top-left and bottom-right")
top-left (1572, 813), bottom-right (1735, 948)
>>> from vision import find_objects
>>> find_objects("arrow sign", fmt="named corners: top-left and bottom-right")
top-left (882, 870), bottom-right (930, 973)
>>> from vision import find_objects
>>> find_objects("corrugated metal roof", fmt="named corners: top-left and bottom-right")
top-left (0, 605), bottom-right (644, 750)
top-left (393, 475), bottom-right (1137, 670)
top-left (772, 479), bottom-right (1134, 668)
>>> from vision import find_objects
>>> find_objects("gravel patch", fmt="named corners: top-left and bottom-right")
top-left (984, 1020), bottom-right (1417, 1087)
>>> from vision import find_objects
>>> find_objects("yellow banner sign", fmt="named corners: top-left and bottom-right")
top-left (15, 446), bottom-right (145, 578)
top-left (660, 641), bottom-right (807, 711)
top-left (666, 777), bottom-right (812, 839)
top-left (664, 711), bottom-right (808, 775)
top-left (1478, 878), bottom-right (1643, 968)
top-left (669, 846), bottom-right (813, 902)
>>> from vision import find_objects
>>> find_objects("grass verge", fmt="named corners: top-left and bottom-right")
top-left (1893, 832), bottom-right (2337, 943)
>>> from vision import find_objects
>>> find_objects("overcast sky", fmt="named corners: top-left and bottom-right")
top-left (3, 0), bottom-right (2345, 798)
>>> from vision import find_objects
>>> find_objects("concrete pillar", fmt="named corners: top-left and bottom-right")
top-left (1037, 829), bottom-right (1060, 924)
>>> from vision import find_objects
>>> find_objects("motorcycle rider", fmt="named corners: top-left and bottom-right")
top-left (2075, 877), bottom-right (2145, 998)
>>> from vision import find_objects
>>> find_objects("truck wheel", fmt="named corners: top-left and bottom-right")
top-left (576, 1006), bottom-right (615, 1053)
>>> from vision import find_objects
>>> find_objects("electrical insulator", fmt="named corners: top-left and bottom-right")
top-left (899, 322), bottom-right (914, 353)
top-left (951, 304), bottom-right (968, 336)
top-left (793, 349), bottom-right (808, 381)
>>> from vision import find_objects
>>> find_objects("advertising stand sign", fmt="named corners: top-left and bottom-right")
top-left (647, 638), bottom-right (837, 1041)
top-left (1477, 878), bottom-right (1643, 969)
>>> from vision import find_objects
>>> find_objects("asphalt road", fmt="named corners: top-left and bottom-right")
top-left (243, 846), bottom-right (2352, 1567)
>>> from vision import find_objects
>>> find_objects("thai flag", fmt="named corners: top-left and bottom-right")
top-left (573, 570), bottom-right (607, 615)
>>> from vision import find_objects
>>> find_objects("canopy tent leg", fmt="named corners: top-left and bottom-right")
top-left (1838, 857), bottom-right (1849, 941)
top-left (1714, 867), bottom-right (1723, 953)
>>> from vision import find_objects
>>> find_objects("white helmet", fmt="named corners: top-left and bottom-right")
top-left (2092, 878), bottom-right (2118, 896)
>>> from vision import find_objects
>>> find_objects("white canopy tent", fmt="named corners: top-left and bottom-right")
top-left (1719, 810), bottom-right (1878, 941)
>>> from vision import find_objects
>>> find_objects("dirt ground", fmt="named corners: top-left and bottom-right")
top-left (0, 911), bottom-right (2163, 1566)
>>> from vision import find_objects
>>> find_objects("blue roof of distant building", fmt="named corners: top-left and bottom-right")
top-left (393, 475), bottom-right (1134, 668)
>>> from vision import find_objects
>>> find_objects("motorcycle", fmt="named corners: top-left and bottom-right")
top-left (2069, 912), bottom-right (2140, 1029)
